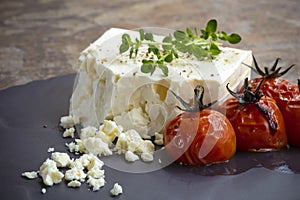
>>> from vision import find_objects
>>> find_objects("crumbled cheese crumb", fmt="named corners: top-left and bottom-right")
top-left (141, 152), bottom-right (154, 162)
top-left (63, 127), bottom-right (75, 138)
top-left (154, 132), bottom-right (164, 145)
top-left (47, 147), bottom-right (55, 153)
top-left (39, 159), bottom-right (64, 186)
top-left (66, 139), bottom-right (86, 154)
top-left (65, 167), bottom-right (86, 182)
top-left (82, 137), bottom-right (112, 157)
top-left (80, 126), bottom-right (97, 139)
top-left (125, 151), bottom-right (139, 162)
top-left (87, 177), bottom-right (105, 191)
top-left (21, 171), bottom-right (38, 179)
top-left (115, 129), bottom-right (154, 155)
top-left (110, 183), bottom-right (123, 196)
top-left (60, 115), bottom-right (76, 128)
top-left (51, 152), bottom-right (71, 167)
top-left (99, 120), bottom-right (122, 140)
top-left (41, 188), bottom-right (47, 194)
top-left (67, 180), bottom-right (82, 188)
top-left (87, 167), bottom-right (105, 179)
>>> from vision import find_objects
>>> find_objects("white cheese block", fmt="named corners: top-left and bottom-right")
top-left (70, 28), bottom-right (252, 137)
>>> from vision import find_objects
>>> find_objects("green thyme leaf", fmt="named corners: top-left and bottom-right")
top-left (186, 28), bottom-right (193, 38)
top-left (210, 43), bottom-right (221, 55)
top-left (191, 45), bottom-right (207, 59)
top-left (158, 64), bottom-right (169, 76)
top-left (145, 32), bottom-right (154, 41)
top-left (201, 29), bottom-right (209, 40)
top-left (227, 33), bottom-right (241, 44)
top-left (211, 33), bottom-right (218, 41)
top-left (148, 46), bottom-right (160, 56)
top-left (139, 29), bottom-right (145, 40)
top-left (219, 31), bottom-right (228, 41)
top-left (162, 36), bottom-right (172, 50)
top-left (174, 31), bottom-right (187, 41)
top-left (141, 61), bottom-right (155, 74)
top-left (164, 52), bottom-right (173, 63)
top-left (206, 19), bottom-right (217, 33)
top-left (174, 41), bottom-right (188, 53)
top-left (120, 43), bottom-right (129, 53)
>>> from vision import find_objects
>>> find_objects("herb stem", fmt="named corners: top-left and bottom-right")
top-left (142, 41), bottom-right (172, 46)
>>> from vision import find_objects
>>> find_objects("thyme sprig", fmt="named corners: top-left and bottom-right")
top-left (119, 19), bottom-right (241, 76)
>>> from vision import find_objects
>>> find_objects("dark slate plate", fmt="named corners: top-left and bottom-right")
top-left (1, 74), bottom-right (300, 200)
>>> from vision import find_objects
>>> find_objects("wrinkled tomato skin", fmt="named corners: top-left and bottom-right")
top-left (278, 97), bottom-right (300, 147)
top-left (241, 78), bottom-right (300, 147)
top-left (224, 97), bottom-right (287, 152)
top-left (240, 77), bottom-right (299, 104)
top-left (164, 110), bottom-right (236, 166)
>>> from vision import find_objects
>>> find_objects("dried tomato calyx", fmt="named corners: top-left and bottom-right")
top-left (171, 85), bottom-right (217, 112)
top-left (226, 78), bottom-right (264, 105)
top-left (243, 55), bottom-right (295, 79)
top-left (256, 103), bottom-right (277, 134)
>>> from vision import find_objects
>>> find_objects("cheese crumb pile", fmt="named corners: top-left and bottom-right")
top-left (22, 153), bottom-right (107, 191)
top-left (62, 116), bottom-right (156, 162)
top-left (22, 115), bottom-right (163, 196)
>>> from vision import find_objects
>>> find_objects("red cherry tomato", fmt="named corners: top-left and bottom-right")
top-left (225, 96), bottom-right (288, 151)
top-left (164, 86), bottom-right (236, 166)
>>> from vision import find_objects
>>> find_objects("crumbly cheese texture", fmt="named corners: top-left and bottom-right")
top-left (63, 127), bottom-right (75, 138)
top-left (70, 28), bottom-right (252, 137)
top-left (67, 180), bottom-right (81, 188)
top-left (32, 152), bottom-right (106, 191)
top-left (60, 115), bottom-right (76, 128)
top-left (110, 183), bottom-right (123, 196)
top-left (65, 120), bottom-right (154, 162)
top-left (51, 152), bottom-right (72, 167)
top-left (21, 171), bottom-right (39, 179)
top-left (39, 159), bottom-right (64, 186)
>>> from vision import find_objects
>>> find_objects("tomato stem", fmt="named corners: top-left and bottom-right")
top-left (226, 78), bottom-right (264, 104)
top-left (171, 85), bottom-right (217, 112)
top-left (244, 55), bottom-right (295, 79)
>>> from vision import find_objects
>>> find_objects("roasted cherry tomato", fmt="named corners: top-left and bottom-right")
top-left (225, 78), bottom-right (287, 152)
top-left (277, 79), bottom-right (300, 147)
top-left (240, 56), bottom-right (300, 147)
top-left (164, 85), bottom-right (236, 166)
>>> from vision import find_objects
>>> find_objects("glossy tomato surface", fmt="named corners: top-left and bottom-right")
top-left (224, 97), bottom-right (287, 152)
top-left (164, 109), bottom-right (236, 166)
top-left (278, 96), bottom-right (300, 147)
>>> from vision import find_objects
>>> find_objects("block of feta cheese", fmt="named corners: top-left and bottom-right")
top-left (70, 28), bottom-right (252, 138)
